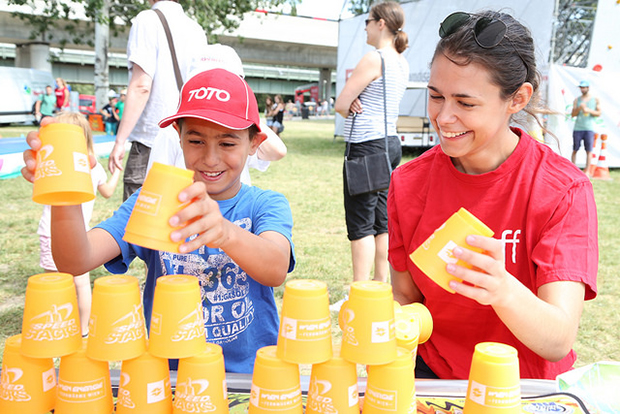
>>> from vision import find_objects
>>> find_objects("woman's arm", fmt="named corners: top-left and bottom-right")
top-left (391, 268), bottom-right (424, 305)
top-left (334, 51), bottom-right (382, 118)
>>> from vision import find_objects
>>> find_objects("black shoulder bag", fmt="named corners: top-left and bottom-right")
top-left (153, 8), bottom-right (184, 91)
top-left (344, 52), bottom-right (392, 197)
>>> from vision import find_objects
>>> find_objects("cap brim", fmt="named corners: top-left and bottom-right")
top-left (159, 109), bottom-right (260, 132)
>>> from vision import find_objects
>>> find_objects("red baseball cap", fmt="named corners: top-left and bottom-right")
top-left (159, 68), bottom-right (261, 132)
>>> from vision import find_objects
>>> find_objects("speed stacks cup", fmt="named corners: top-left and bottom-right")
top-left (174, 343), bottom-right (228, 414)
top-left (55, 340), bottom-right (114, 414)
top-left (411, 207), bottom-right (494, 293)
top-left (147, 275), bottom-right (207, 359)
top-left (0, 334), bottom-right (57, 414)
top-left (20, 273), bottom-right (82, 358)
top-left (306, 349), bottom-right (359, 414)
top-left (276, 279), bottom-right (332, 364)
top-left (32, 122), bottom-right (95, 205)
top-left (364, 347), bottom-right (416, 414)
top-left (249, 345), bottom-right (302, 414)
top-left (463, 342), bottom-right (521, 414)
top-left (86, 275), bottom-right (147, 361)
top-left (123, 162), bottom-right (194, 253)
top-left (116, 352), bottom-right (172, 414)
top-left (339, 281), bottom-right (396, 365)
top-left (401, 303), bottom-right (433, 344)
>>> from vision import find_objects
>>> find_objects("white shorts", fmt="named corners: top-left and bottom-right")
top-left (39, 235), bottom-right (58, 271)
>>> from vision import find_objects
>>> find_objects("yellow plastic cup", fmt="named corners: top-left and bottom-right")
top-left (411, 207), bottom-right (494, 293)
top-left (364, 347), bottom-right (416, 414)
top-left (401, 302), bottom-right (433, 344)
top-left (463, 342), bottom-right (521, 414)
top-left (116, 351), bottom-right (172, 414)
top-left (249, 345), bottom-right (303, 414)
top-left (306, 349), bottom-right (359, 414)
top-left (395, 314), bottom-right (420, 354)
top-left (123, 162), bottom-right (194, 253)
top-left (276, 279), bottom-right (332, 364)
top-left (20, 273), bottom-right (82, 358)
top-left (339, 281), bottom-right (396, 365)
top-left (173, 343), bottom-right (228, 414)
top-left (86, 275), bottom-right (147, 361)
top-left (0, 334), bottom-right (57, 414)
top-left (55, 339), bottom-right (114, 414)
top-left (148, 275), bottom-right (207, 359)
top-left (32, 122), bottom-right (95, 205)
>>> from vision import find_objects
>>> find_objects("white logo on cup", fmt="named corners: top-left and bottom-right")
top-left (35, 145), bottom-right (62, 180)
top-left (147, 379), bottom-right (166, 404)
top-left (187, 87), bottom-right (230, 103)
top-left (73, 152), bottom-right (90, 173)
top-left (0, 368), bottom-right (32, 402)
top-left (42, 367), bottom-right (57, 392)
top-left (468, 380), bottom-right (486, 405)
top-left (438, 240), bottom-right (459, 264)
top-left (371, 321), bottom-right (391, 343)
top-left (281, 317), bottom-right (297, 339)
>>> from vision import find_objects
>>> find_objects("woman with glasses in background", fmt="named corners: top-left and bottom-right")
top-left (388, 11), bottom-right (598, 379)
top-left (334, 1), bottom-right (409, 287)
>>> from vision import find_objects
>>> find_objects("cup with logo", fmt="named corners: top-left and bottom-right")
top-left (339, 280), bottom-right (396, 365)
top-left (306, 348), bottom-right (359, 414)
top-left (20, 272), bottom-right (82, 358)
top-left (0, 334), bottom-right (57, 414)
top-left (116, 351), bottom-right (172, 414)
top-left (276, 279), bottom-right (332, 364)
top-left (463, 342), bottom-right (521, 414)
top-left (32, 122), bottom-right (96, 205)
top-left (411, 207), bottom-right (494, 293)
top-left (86, 275), bottom-right (147, 361)
top-left (249, 345), bottom-right (302, 414)
top-left (400, 302), bottom-right (433, 344)
top-left (148, 275), bottom-right (207, 359)
top-left (123, 162), bottom-right (194, 253)
top-left (364, 347), bottom-right (416, 414)
top-left (173, 343), bottom-right (228, 414)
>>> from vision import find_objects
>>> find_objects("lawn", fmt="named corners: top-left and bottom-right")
top-left (1, 118), bottom-right (618, 369)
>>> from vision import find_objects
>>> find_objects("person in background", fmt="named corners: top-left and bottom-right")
top-left (270, 94), bottom-right (286, 136)
top-left (55, 78), bottom-right (71, 112)
top-left (116, 88), bottom-right (127, 120)
top-left (334, 1), bottom-right (409, 285)
top-left (108, 0), bottom-right (209, 201)
top-left (37, 111), bottom-right (121, 336)
top-left (388, 10), bottom-right (597, 380)
top-left (102, 95), bottom-right (120, 135)
top-left (265, 96), bottom-right (275, 129)
top-left (34, 85), bottom-right (56, 123)
top-left (571, 80), bottom-right (601, 175)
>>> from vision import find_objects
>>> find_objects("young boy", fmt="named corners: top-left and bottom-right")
top-left (22, 68), bottom-right (295, 373)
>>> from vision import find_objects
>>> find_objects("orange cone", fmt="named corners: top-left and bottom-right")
top-left (586, 133), bottom-right (599, 176)
top-left (592, 134), bottom-right (612, 180)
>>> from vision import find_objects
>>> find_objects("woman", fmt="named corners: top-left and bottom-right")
top-left (388, 11), bottom-right (598, 379)
top-left (265, 96), bottom-right (275, 128)
top-left (334, 1), bottom-right (409, 283)
top-left (270, 94), bottom-right (285, 136)
top-left (55, 77), bottom-right (70, 112)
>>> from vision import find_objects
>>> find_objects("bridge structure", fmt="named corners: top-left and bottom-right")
top-left (0, 7), bottom-right (338, 102)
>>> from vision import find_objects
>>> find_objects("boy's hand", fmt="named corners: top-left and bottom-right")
top-left (169, 181), bottom-right (231, 253)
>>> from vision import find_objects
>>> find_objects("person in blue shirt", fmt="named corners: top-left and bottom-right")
top-left (571, 80), bottom-right (601, 175)
top-left (22, 68), bottom-right (295, 373)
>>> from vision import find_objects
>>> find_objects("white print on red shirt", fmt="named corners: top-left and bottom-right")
top-left (500, 230), bottom-right (522, 265)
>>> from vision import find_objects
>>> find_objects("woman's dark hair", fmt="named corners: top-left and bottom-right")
top-left (433, 10), bottom-right (550, 134)
top-left (370, 1), bottom-right (408, 54)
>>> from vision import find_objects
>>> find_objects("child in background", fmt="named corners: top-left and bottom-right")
top-left (37, 111), bottom-right (121, 336)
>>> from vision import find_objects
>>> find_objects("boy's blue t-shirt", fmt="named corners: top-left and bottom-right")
top-left (95, 184), bottom-right (295, 373)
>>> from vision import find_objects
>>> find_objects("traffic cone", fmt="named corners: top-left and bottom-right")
top-left (586, 133), bottom-right (599, 176)
top-left (592, 134), bottom-right (612, 180)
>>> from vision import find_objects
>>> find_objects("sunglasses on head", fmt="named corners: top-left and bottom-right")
top-left (439, 11), bottom-right (507, 48)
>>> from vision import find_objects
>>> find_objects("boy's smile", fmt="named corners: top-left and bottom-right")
top-left (176, 118), bottom-right (262, 201)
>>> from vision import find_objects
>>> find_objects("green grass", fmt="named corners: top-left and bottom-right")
top-left (1, 119), bottom-right (618, 370)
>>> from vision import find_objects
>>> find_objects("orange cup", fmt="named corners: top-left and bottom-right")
top-left (86, 275), bottom-right (147, 361)
top-left (32, 122), bottom-right (95, 205)
top-left (123, 162), bottom-right (194, 253)
top-left (395, 314), bottom-right (420, 355)
top-left (411, 207), bottom-right (494, 293)
top-left (339, 281), bottom-right (396, 365)
top-left (401, 303), bottom-right (433, 344)
top-left (148, 275), bottom-right (207, 359)
top-left (249, 345), bottom-right (303, 414)
top-left (116, 351), bottom-right (172, 414)
top-left (0, 334), bottom-right (57, 414)
top-left (55, 339), bottom-right (114, 414)
top-left (463, 342), bottom-right (521, 414)
top-left (306, 349), bottom-right (359, 414)
top-left (173, 343), bottom-right (228, 414)
top-left (276, 279), bottom-right (332, 364)
top-left (20, 273), bottom-right (82, 358)
top-left (364, 347), bottom-right (416, 414)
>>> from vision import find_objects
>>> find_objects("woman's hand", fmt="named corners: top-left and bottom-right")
top-left (349, 98), bottom-right (363, 115)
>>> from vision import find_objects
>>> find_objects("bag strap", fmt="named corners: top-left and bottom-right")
top-left (154, 8), bottom-right (184, 91)
top-left (380, 51), bottom-right (389, 154)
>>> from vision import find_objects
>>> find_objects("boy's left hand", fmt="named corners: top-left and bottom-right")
top-left (446, 235), bottom-right (518, 308)
top-left (169, 181), bottom-right (230, 253)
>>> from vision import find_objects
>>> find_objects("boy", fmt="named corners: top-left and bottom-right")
top-left (22, 68), bottom-right (295, 373)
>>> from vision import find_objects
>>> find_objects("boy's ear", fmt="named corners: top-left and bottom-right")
top-left (249, 132), bottom-right (267, 155)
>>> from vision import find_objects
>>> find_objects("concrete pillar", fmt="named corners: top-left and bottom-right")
top-left (319, 68), bottom-right (332, 102)
top-left (15, 42), bottom-right (52, 72)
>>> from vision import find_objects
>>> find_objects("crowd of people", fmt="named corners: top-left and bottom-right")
top-left (21, 0), bottom-right (599, 382)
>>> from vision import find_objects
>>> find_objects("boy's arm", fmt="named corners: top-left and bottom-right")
top-left (97, 168), bottom-right (122, 199)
